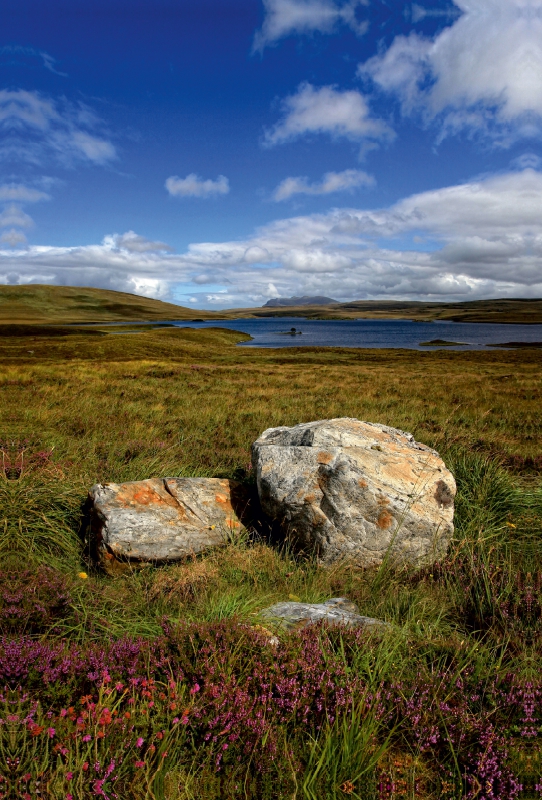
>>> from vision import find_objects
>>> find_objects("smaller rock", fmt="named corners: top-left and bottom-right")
top-left (89, 477), bottom-right (249, 570)
top-left (259, 597), bottom-right (388, 631)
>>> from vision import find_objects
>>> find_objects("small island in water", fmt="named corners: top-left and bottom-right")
top-left (278, 326), bottom-right (303, 335)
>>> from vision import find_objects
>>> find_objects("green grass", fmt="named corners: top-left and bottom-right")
top-left (2, 325), bottom-right (539, 643)
top-left (1, 324), bottom-right (541, 798)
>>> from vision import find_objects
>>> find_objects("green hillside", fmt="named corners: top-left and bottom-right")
top-left (0, 285), bottom-right (219, 324)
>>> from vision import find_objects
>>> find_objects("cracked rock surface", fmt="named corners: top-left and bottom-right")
top-left (89, 478), bottom-right (246, 565)
top-left (252, 417), bottom-right (456, 567)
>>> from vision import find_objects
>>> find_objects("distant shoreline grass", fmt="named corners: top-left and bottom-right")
top-left (1, 324), bottom-right (540, 798)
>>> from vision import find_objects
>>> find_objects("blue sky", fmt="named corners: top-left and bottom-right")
top-left (1, 0), bottom-right (541, 307)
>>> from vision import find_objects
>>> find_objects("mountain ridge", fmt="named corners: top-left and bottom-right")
top-left (263, 295), bottom-right (338, 307)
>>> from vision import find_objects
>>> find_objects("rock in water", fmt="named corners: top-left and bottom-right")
top-left (252, 418), bottom-right (456, 567)
top-left (89, 478), bottom-right (246, 566)
top-left (259, 597), bottom-right (388, 630)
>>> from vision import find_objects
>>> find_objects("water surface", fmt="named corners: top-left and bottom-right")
top-left (166, 317), bottom-right (542, 350)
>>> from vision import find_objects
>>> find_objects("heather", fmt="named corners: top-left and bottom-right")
top-left (0, 624), bottom-right (533, 799)
top-left (0, 325), bottom-right (541, 798)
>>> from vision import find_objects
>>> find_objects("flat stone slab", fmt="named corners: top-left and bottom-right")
top-left (89, 477), bottom-right (247, 566)
top-left (252, 417), bottom-right (456, 567)
top-left (259, 597), bottom-right (388, 631)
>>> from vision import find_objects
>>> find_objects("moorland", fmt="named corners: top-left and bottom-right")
top-left (2, 284), bottom-right (542, 324)
top-left (1, 287), bottom-right (541, 799)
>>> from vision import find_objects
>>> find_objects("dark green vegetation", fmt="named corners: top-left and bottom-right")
top-left (1, 321), bottom-right (541, 799)
top-left (2, 285), bottom-right (542, 325)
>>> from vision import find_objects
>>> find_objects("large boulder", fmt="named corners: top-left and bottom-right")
top-left (89, 477), bottom-right (247, 567)
top-left (252, 418), bottom-right (456, 567)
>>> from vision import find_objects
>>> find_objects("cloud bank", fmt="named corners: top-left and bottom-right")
top-left (3, 169), bottom-right (542, 306)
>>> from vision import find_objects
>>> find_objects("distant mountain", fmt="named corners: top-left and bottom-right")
top-left (263, 295), bottom-right (338, 308)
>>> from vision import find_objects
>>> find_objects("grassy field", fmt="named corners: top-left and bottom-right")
top-left (1, 324), bottom-right (541, 799)
top-left (2, 285), bottom-right (542, 324)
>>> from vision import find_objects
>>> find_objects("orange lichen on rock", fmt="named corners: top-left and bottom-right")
top-left (117, 483), bottom-right (162, 507)
top-left (89, 477), bottom-right (248, 564)
top-left (377, 510), bottom-right (394, 530)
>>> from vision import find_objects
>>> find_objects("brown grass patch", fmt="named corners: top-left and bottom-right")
top-left (149, 560), bottom-right (220, 602)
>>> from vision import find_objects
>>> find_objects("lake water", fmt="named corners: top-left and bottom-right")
top-left (166, 317), bottom-right (542, 350)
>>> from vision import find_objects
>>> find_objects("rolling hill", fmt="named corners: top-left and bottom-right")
top-left (0, 285), bottom-right (219, 324)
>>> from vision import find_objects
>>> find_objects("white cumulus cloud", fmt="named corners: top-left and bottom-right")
top-left (273, 168), bottom-right (374, 200)
top-left (165, 173), bottom-right (230, 198)
top-left (265, 83), bottom-right (394, 146)
top-left (253, 0), bottom-right (368, 51)
top-left (360, 0), bottom-right (542, 141)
